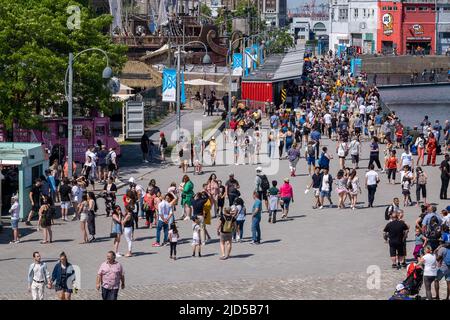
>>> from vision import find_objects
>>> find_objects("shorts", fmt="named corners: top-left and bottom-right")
top-left (80, 213), bottom-right (88, 222)
top-left (108, 163), bottom-right (116, 172)
top-left (336, 188), bottom-right (347, 194)
top-left (320, 190), bottom-right (330, 198)
top-left (32, 205), bottom-right (40, 213)
top-left (257, 191), bottom-right (268, 201)
top-left (281, 197), bottom-right (291, 209)
top-left (220, 233), bottom-right (233, 242)
top-left (11, 218), bottom-right (19, 229)
top-left (112, 223), bottom-right (122, 235)
top-left (351, 155), bottom-right (359, 163)
top-left (436, 267), bottom-right (450, 282)
top-left (313, 188), bottom-right (320, 197)
top-left (99, 164), bottom-right (107, 169)
top-left (55, 286), bottom-right (73, 294)
top-left (307, 156), bottom-right (316, 165)
top-left (192, 239), bottom-right (200, 246)
top-left (389, 242), bottom-right (405, 257)
top-left (61, 201), bottom-right (70, 210)
top-left (402, 190), bottom-right (410, 196)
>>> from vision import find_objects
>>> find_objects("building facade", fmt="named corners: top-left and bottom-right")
top-left (290, 16), bottom-right (329, 40)
top-left (348, 0), bottom-right (378, 53)
top-left (329, 0), bottom-right (350, 51)
top-left (437, 0), bottom-right (450, 54)
top-left (378, 0), bottom-right (437, 55)
top-left (262, 0), bottom-right (288, 27)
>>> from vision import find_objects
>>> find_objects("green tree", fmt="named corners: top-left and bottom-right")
top-left (266, 29), bottom-right (295, 54)
top-left (234, 0), bottom-right (265, 34)
top-left (0, 0), bottom-right (127, 129)
top-left (200, 3), bottom-right (212, 17)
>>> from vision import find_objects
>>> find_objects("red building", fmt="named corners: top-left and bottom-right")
top-left (377, 1), bottom-right (436, 55)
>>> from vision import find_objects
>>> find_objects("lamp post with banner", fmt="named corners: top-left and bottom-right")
top-left (64, 48), bottom-right (117, 177)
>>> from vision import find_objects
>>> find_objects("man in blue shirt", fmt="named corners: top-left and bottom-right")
top-left (251, 192), bottom-right (262, 244)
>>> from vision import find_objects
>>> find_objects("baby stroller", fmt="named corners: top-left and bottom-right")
top-left (402, 263), bottom-right (424, 299)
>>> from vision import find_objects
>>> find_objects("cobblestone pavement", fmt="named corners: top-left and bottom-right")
top-left (0, 270), bottom-right (447, 300)
top-left (0, 115), bottom-right (449, 300)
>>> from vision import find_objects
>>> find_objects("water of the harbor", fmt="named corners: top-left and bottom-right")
top-left (379, 85), bottom-right (450, 127)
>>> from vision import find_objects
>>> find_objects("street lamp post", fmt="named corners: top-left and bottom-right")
top-left (65, 48), bottom-right (113, 177)
top-left (174, 41), bottom-right (211, 142)
top-left (227, 37), bottom-right (245, 129)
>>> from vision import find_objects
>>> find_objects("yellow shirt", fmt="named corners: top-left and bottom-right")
top-left (203, 199), bottom-right (211, 225)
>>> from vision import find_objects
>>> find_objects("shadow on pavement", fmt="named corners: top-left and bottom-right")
top-left (133, 252), bottom-right (157, 257)
top-left (261, 239), bottom-right (281, 244)
top-left (230, 254), bottom-right (254, 259)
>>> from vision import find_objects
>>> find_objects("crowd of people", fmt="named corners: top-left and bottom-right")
top-left (10, 51), bottom-right (450, 300)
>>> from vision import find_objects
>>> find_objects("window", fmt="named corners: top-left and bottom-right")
top-left (388, 6), bottom-right (392, 10)
top-left (354, 8), bottom-right (358, 18)
top-left (382, 6), bottom-right (386, 10)
top-left (406, 6), bottom-right (415, 11)
top-left (444, 7), bottom-right (450, 12)
top-left (372, 9), bottom-right (375, 16)
top-left (363, 9), bottom-right (366, 17)
top-left (419, 7), bottom-right (428, 11)
top-left (95, 126), bottom-right (106, 136)
top-left (58, 124), bottom-right (68, 138)
top-left (338, 8), bottom-right (348, 20)
top-left (31, 165), bottom-right (42, 187)
top-left (393, 6), bottom-right (397, 10)
top-left (300, 35), bottom-right (305, 39)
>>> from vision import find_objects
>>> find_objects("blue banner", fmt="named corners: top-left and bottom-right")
top-left (162, 68), bottom-right (176, 102)
top-left (232, 53), bottom-right (243, 69)
top-left (350, 58), bottom-right (362, 76)
top-left (180, 71), bottom-right (186, 104)
top-left (244, 48), bottom-right (252, 76)
top-left (252, 44), bottom-right (259, 69)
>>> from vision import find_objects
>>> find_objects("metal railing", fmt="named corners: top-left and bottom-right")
top-left (369, 72), bottom-right (450, 86)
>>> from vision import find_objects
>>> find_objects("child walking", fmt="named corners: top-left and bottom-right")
top-left (168, 223), bottom-right (179, 260)
top-left (192, 216), bottom-right (201, 257)
top-left (267, 180), bottom-right (280, 223)
top-left (413, 227), bottom-right (427, 261)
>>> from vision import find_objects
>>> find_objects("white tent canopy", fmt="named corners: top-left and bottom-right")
top-left (184, 79), bottom-right (223, 86)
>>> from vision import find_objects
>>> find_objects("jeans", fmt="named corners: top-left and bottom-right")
top-left (139, 198), bottom-right (145, 218)
top-left (252, 214), bottom-right (261, 243)
top-left (441, 176), bottom-right (449, 199)
top-left (367, 184), bottom-right (377, 207)
top-left (87, 211), bottom-right (96, 236)
top-left (369, 154), bottom-right (382, 169)
top-left (156, 220), bottom-right (169, 244)
top-left (233, 220), bottom-right (245, 240)
top-left (423, 276), bottom-right (436, 300)
top-left (416, 184), bottom-right (427, 202)
top-left (170, 242), bottom-right (177, 256)
top-left (269, 210), bottom-right (277, 223)
top-left (102, 287), bottom-right (119, 300)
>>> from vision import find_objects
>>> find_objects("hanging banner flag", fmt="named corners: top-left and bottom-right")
top-left (180, 71), bottom-right (186, 104)
top-left (162, 68), bottom-right (176, 102)
top-left (244, 48), bottom-right (252, 76)
top-left (232, 53), bottom-right (243, 76)
top-left (252, 44), bottom-right (259, 69)
top-left (259, 46), bottom-right (264, 65)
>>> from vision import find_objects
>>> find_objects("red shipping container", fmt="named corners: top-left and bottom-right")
top-left (241, 82), bottom-right (273, 103)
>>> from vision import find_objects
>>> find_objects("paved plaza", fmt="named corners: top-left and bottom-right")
top-left (0, 113), bottom-right (449, 300)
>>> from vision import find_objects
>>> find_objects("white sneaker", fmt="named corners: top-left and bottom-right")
top-left (184, 216), bottom-right (190, 221)
top-left (319, 206), bottom-right (324, 210)
top-left (116, 253), bottom-right (122, 257)
top-left (236, 235), bottom-right (240, 241)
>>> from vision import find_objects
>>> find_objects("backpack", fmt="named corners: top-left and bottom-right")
top-left (259, 175), bottom-right (270, 191)
top-left (385, 205), bottom-right (393, 221)
top-left (426, 215), bottom-right (441, 240)
top-left (444, 248), bottom-right (450, 267)
top-left (105, 152), bottom-right (112, 165)
top-left (307, 144), bottom-right (315, 157)
top-left (318, 153), bottom-right (330, 168)
top-left (417, 173), bottom-right (427, 185)
top-left (222, 216), bottom-right (234, 233)
top-left (161, 138), bottom-right (168, 148)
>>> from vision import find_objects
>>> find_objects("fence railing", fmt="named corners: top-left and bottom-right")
top-left (368, 72), bottom-right (450, 86)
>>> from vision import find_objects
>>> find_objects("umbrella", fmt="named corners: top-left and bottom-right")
top-left (184, 79), bottom-right (223, 86)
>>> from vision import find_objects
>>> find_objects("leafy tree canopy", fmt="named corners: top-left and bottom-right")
top-left (0, 0), bottom-right (127, 129)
